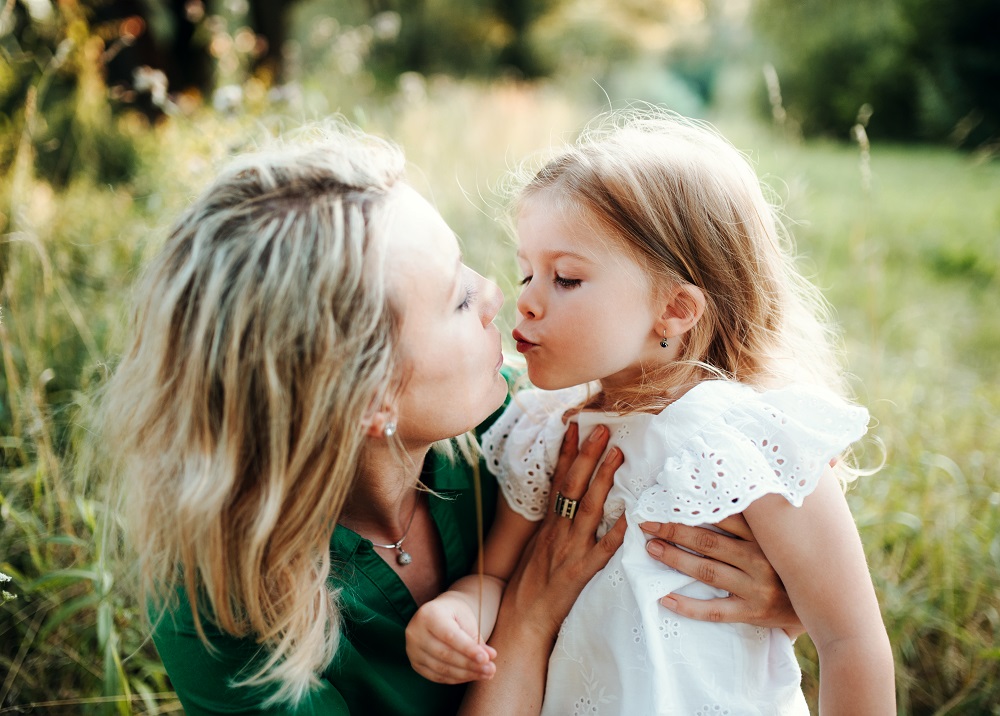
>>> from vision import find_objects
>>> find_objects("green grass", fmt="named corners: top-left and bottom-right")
top-left (723, 127), bottom-right (1000, 714)
top-left (1, 77), bottom-right (998, 713)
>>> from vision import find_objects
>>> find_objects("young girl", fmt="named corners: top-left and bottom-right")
top-left (405, 111), bottom-right (895, 714)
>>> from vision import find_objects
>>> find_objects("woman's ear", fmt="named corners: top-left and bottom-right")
top-left (361, 406), bottom-right (398, 439)
top-left (658, 284), bottom-right (706, 340)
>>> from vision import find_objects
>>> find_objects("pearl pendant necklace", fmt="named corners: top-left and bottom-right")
top-left (369, 495), bottom-right (418, 567)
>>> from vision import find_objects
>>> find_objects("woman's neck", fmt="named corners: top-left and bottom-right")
top-left (340, 440), bottom-right (431, 541)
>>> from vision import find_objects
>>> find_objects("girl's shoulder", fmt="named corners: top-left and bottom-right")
top-left (481, 383), bottom-right (591, 520)
top-left (655, 380), bottom-right (868, 447)
top-left (635, 380), bottom-right (870, 525)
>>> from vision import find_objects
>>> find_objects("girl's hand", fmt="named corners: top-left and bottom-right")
top-left (405, 591), bottom-right (498, 684)
top-left (640, 514), bottom-right (804, 634)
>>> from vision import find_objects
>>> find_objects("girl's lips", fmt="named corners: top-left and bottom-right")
top-left (513, 330), bottom-right (537, 353)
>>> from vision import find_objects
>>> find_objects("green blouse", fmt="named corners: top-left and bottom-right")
top-left (152, 434), bottom-right (501, 715)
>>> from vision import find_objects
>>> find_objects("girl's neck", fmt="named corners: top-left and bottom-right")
top-left (588, 378), bottom-right (702, 415)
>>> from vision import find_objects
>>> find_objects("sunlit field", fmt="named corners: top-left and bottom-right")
top-left (2, 63), bottom-right (998, 716)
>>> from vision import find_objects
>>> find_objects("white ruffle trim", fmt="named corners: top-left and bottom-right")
top-left (634, 383), bottom-right (869, 525)
top-left (482, 380), bottom-right (868, 527)
top-left (481, 385), bottom-right (590, 521)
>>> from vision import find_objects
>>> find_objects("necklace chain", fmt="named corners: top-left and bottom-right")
top-left (368, 494), bottom-right (418, 566)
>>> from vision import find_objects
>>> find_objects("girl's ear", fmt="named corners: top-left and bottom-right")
top-left (658, 284), bottom-right (706, 340)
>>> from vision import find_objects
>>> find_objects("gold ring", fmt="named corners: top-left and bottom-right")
top-left (554, 492), bottom-right (579, 519)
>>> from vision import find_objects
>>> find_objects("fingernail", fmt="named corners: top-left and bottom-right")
top-left (646, 540), bottom-right (664, 557)
top-left (603, 446), bottom-right (623, 467)
top-left (588, 425), bottom-right (607, 443)
top-left (660, 595), bottom-right (678, 611)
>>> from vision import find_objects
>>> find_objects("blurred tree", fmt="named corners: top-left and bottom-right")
top-left (249, 0), bottom-right (294, 84)
top-left (897, 0), bottom-right (1000, 147)
top-left (492, 0), bottom-right (560, 77)
top-left (753, 0), bottom-right (1000, 146)
top-left (361, 0), bottom-right (523, 81)
top-left (0, 1), bottom-right (140, 187)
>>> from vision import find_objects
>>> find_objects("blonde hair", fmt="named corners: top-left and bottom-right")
top-left (514, 109), bottom-right (846, 413)
top-left (101, 125), bottom-right (406, 704)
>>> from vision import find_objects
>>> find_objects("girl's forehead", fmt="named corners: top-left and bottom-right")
top-left (517, 198), bottom-right (627, 257)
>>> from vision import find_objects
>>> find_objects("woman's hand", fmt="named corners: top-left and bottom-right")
top-left (459, 422), bottom-right (626, 715)
top-left (499, 422), bottom-right (627, 639)
top-left (640, 514), bottom-right (803, 635)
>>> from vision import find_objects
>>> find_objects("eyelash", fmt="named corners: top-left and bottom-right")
top-left (519, 275), bottom-right (582, 289)
top-left (458, 285), bottom-right (477, 311)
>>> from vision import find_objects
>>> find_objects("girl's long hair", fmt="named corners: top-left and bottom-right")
top-left (513, 109), bottom-right (846, 413)
top-left (101, 125), bottom-right (405, 704)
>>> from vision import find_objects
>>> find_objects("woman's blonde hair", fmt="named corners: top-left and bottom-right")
top-left (101, 125), bottom-right (406, 704)
top-left (514, 109), bottom-right (846, 412)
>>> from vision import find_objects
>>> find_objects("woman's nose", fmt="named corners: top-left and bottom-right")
top-left (480, 276), bottom-right (504, 326)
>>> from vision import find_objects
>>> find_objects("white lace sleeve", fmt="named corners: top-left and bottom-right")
top-left (634, 383), bottom-right (870, 525)
top-left (481, 386), bottom-right (589, 521)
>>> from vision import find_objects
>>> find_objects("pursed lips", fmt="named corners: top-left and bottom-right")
top-left (512, 329), bottom-right (538, 353)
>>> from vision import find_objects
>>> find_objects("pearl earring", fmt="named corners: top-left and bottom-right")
top-left (383, 422), bottom-right (396, 438)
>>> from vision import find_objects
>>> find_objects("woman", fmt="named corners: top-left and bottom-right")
top-left (102, 124), bottom-right (800, 715)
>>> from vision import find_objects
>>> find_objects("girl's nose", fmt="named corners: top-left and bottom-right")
top-left (516, 281), bottom-right (539, 320)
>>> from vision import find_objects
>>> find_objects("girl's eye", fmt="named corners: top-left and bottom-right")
top-left (555, 275), bottom-right (582, 288)
top-left (458, 285), bottom-right (477, 311)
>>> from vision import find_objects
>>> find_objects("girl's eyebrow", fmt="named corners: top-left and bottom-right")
top-left (515, 249), bottom-right (594, 263)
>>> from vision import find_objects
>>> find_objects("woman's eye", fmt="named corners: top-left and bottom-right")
top-left (555, 275), bottom-right (582, 288)
top-left (519, 275), bottom-right (532, 286)
top-left (458, 286), bottom-right (477, 311)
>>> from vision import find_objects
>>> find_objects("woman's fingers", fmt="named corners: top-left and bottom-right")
top-left (658, 592), bottom-right (761, 624)
top-left (550, 424), bottom-right (610, 509)
top-left (571, 446), bottom-right (622, 535)
top-left (639, 519), bottom-right (800, 630)
top-left (644, 534), bottom-right (752, 596)
top-left (551, 421), bottom-right (580, 494)
top-left (640, 520), bottom-right (760, 579)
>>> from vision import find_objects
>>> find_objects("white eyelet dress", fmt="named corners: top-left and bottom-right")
top-left (480, 380), bottom-right (869, 716)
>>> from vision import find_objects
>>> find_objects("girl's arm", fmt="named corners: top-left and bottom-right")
top-left (744, 467), bottom-right (895, 714)
top-left (405, 499), bottom-right (538, 683)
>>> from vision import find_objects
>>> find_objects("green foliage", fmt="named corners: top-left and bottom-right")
top-left (715, 119), bottom-right (1000, 712)
top-left (292, 0), bottom-right (563, 86)
top-left (753, 0), bottom-right (1000, 146)
top-left (1, 30), bottom-right (999, 711)
top-left (0, 3), bottom-right (142, 187)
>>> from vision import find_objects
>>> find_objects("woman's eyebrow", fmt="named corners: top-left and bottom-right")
top-left (448, 254), bottom-right (464, 303)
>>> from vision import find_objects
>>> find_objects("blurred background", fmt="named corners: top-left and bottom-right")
top-left (1, 0), bottom-right (998, 712)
